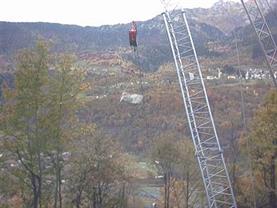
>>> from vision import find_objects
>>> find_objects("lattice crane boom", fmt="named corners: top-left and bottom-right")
top-left (161, 4), bottom-right (237, 207)
top-left (241, 0), bottom-right (277, 88)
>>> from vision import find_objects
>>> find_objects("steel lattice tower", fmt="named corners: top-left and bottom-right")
top-left (241, 0), bottom-right (277, 87)
top-left (161, 7), bottom-right (237, 208)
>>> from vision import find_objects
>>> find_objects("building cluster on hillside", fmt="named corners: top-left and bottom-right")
top-left (205, 67), bottom-right (277, 81)
top-left (1, 151), bottom-right (71, 172)
top-left (244, 68), bottom-right (276, 80)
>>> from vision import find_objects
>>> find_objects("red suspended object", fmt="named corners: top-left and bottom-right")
top-left (129, 21), bottom-right (137, 48)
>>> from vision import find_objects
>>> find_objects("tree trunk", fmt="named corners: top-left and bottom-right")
top-left (54, 161), bottom-right (58, 208)
top-left (186, 171), bottom-right (189, 208)
top-left (164, 173), bottom-right (167, 208)
top-left (58, 164), bottom-right (62, 208)
top-left (269, 157), bottom-right (276, 208)
top-left (167, 173), bottom-right (170, 208)
top-left (92, 187), bottom-right (97, 208)
top-left (54, 151), bottom-right (63, 208)
top-left (98, 184), bottom-right (102, 208)
top-left (38, 153), bottom-right (42, 208)
top-left (75, 191), bottom-right (82, 208)
top-left (38, 176), bottom-right (42, 208)
top-left (121, 183), bottom-right (126, 208)
top-left (232, 155), bottom-right (237, 195)
top-left (164, 172), bottom-right (171, 208)
top-left (31, 175), bottom-right (40, 208)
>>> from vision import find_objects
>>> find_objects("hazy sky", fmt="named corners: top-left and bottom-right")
top-left (0, 0), bottom-right (240, 26)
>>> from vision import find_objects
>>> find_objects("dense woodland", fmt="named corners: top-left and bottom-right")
top-left (0, 40), bottom-right (275, 208)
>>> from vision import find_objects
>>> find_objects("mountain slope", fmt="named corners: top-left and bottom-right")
top-left (0, 11), bottom-right (226, 71)
top-left (0, 0), bottom-right (276, 71)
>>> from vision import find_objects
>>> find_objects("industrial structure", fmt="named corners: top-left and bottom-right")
top-left (241, 0), bottom-right (277, 88)
top-left (160, 0), bottom-right (276, 207)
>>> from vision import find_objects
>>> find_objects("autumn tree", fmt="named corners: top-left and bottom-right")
top-left (1, 42), bottom-right (86, 208)
top-left (47, 54), bottom-right (85, 208)
top-left (67, 125), bottom-right (130, 208)
top-left (1, 41), bottom-right (50, 208)
top-left (240, 90), bottom-right (277, 208)
top-left (220, 115), bottom-right (242, 193)
top-left (174, 139), bottom-right (205, 208)
top-left (151, 134), bottom-right (205, 208)
top-left (151, 134), bottom-right (179, 208)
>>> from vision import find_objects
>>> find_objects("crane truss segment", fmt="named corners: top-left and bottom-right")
top-left (162, 9), bottom-right (237, 208)
top-left (241, 0), bottom-right (277, 87)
